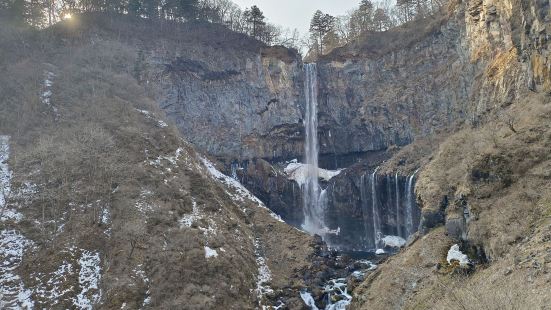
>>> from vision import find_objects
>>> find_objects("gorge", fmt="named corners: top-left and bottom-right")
top-left (0, 0), bottom-right (550, 309)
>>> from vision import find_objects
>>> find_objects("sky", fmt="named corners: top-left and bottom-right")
top-left (231, 0), bottom-right (362, 35)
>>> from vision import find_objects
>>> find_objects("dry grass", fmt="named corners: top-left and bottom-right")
top-left (352, 92), bottom-right (551, 309)
top-left (0, 16), bottom-right (316, 309)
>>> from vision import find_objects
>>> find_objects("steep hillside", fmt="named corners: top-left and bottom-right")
top-left (0, 16), bottom-right (317, 309)
top-left (348, 0), bottom-right (551, 308)
top-left (352, 92), bottom-right (551, 309)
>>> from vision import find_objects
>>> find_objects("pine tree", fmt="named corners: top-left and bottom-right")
top-left (309, 10), bottom-right (335, 56)
top-left (244, 5), bottom-right (265, 39)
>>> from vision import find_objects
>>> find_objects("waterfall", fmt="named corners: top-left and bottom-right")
top-left (302, 63), bottom-right (327, 235)
top-left (371, 167), bottom-right (382, 249)
top-left (360, 173), bottom-right (370, 247)
top-left (405, 169), bottom-right (419, 237)
top-left (395, 172), bottom-right (402, 238)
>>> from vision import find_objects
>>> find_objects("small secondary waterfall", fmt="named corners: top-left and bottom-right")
top-left (360, 173), bottom-right (371, 247)
top-left (405, 169), bottom-right (419, 237)
top-left (395, 172), bottom-right (402, 238)
top-left (371, 167), bottom-right (382, 248)
top-left (302, 63), bottom-right (327, 235)
top-left (353, 169), bottom-right (421, 251)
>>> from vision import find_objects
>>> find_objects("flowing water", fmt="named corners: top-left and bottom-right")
top-left (405, 169), bottom-right (419, 237)
top-left (395, 172), bottom-right (402, 238)
top-left (302, 63), bottom-right (328, 235)
top-left (370, 167), bottom-right (382, 249)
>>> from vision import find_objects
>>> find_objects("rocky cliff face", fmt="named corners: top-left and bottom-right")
top-left (410, 0), bottom-right (550, 236)
top-left (150, 0), bottom-right (548, 167)
top-left (151, 43), bottom-right (305, 161)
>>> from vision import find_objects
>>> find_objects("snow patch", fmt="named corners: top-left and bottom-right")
top-left (201, 158), bottom-right (284, 222)
top-left (135, 190), bottom-right (154, 214)
top-left (41, 71), bottom-right (59, 119)
top-left (284, 162), bottom-right (342, 186)
top-left (148, 147), bottom-right (184, 172)
top-left (132, 265), bottom-right (151, 307)
top-left (447, 244), bottom-right (470, 266)
top-left (382, 235), bottom-right (407, 248)
top-left (0, 136), bottom-right (19, 223)
top-left (254, 238), bottom-right (274, 307)
top-left (180, 199), bottom-right (200, 228)
top-left (75, 250), bottom-right (102, 309)
top-left (0, 230), bottom-right (35, 309)
top-left (136, 109), bottom-right (169, 128)
top-left (33, 258), bottom-right (75, 306)
top-left (101, 207), bottom-right (111, 236)
top-left (204, 246), bottom-right (218, 259)
top-left (179, 198), bottom-right (217, 236)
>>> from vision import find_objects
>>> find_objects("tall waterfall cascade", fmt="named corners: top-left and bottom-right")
top-left (301, 63), bottom-right (329, 236)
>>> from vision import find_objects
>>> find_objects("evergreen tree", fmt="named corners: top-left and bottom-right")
top-left (309, 10), bottom-right (335, 55)
top-left (244, 5), bottom-right (265, 39)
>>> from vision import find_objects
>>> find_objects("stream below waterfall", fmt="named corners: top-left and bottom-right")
top-left (300, 251), bottom-right (382, 310)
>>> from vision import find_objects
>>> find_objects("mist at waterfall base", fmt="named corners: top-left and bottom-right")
top-left (300, 64), bottom-right (421, 253)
